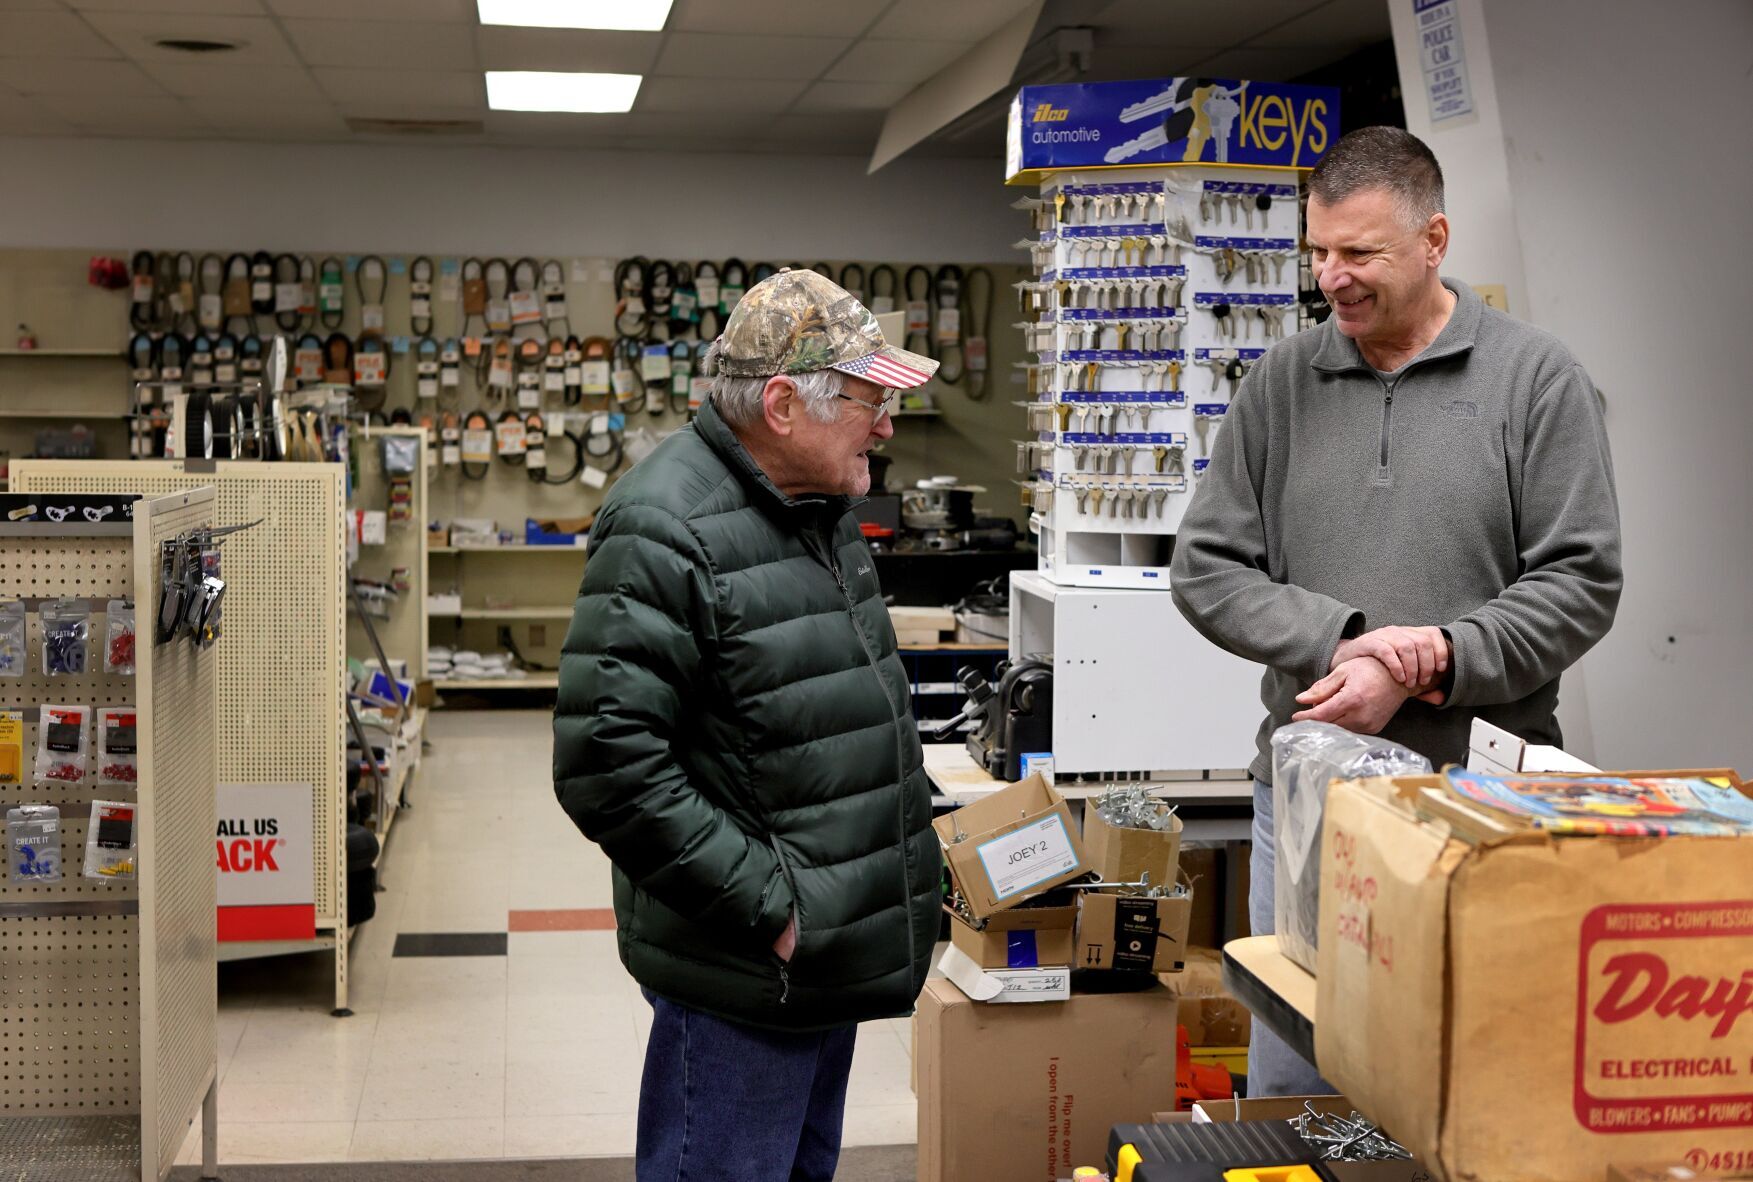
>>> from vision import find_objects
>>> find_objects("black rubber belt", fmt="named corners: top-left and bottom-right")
top-left (318, 257), bottom-right (345, 330)
top-left (838, 262), bottom-right (866, 303)
top-left (868, 264), bottom-right (898, 314)
top-left (934, 263), bottom-right (965, 384)
top-left (173, 251), bottom-right (197, 336)
top-left (964, 266), bottom-right (995, 401)
top-left (198, 252), bottom-right (225, 332)
top-left (541, 259), bottom-right (570, 336)
top-left (409, 256), bottom-right (436, 338)
top-left (614, 256), bottom-right (650, 339)
top-left (903, 264), bottom-right (934, 358)
top-left (129, 250), bottom-right (157, 330)
top-left (273, 253), bottom-right (302, 333)
top-left (460, 257), bottom-right (487, 339)
top-left (484, 257), bottom-right (511, 335)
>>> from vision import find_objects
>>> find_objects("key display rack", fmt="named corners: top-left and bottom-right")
top-left (1015, 169), bottom-right (1303, 589)
top-left (1007, 76), bottom-right (1336, 590)
top-left (11, 462), bottom-right (363, 1014)
top-left (0, 489), bottom-right (222, 1182)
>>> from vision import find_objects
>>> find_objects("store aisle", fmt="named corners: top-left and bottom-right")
top-left (177, 709), bottom-right (917, 1167)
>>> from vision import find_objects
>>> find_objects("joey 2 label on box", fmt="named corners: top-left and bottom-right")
top-left (977, 814), bottom-right (1079, 902)
top-left (1575, 901), bottom-right (1753, 1134)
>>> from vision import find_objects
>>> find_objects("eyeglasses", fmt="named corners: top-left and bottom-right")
top-left (835, 388), bottom-right (898, 417)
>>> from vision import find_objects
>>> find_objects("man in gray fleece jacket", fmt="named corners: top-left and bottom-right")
top-left (1170, 127), bottom-right (1622, 1094)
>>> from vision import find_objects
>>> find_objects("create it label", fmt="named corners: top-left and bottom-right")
top-left (1574, 901), bottom-right (1753, 1133)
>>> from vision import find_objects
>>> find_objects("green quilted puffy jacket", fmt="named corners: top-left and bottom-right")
top-left (553, 400), bottom-right (940, 1031)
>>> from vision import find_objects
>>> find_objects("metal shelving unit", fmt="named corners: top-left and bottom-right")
top-left (0, 492), bottom-right (222, 1181)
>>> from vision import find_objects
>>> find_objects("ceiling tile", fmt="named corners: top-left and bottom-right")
top-left (267, 0), bottom-right (472, 18)
top-left (0, 57), bottom-right (167, 97)
top-left (1246, 0), bottom-right (1391, 48)
top-left (474, 26), bottom-right (661, 73)
top-left (0, 91), bottom-right (74, 134)
top-left (79, 12), bottom-right (298, 64)
top-left (655, 32), bottom-right (851, 79)
top-left (315, 66), bottom-right (483, 107)
top-left (1082, 44), bottom-right (1226, 82)
top-left (1092, 0), bottom-right (1328, 48)
top-left (139, 61), bottom-right (325, 99)
top-left (70, 0), bottom-right (264, 13)
top-left (480, 109), bottom-right (636, 139)
top-left (792, 79), bottom-right (913, 112)
top-left (205, 104), bottom-right (349, 135)
top-left (1181, 45), bottom-right (1347, 79)
top-left (280, 17), bottom-right (477, 69)
top-left (637, 75), bottom-right (805, 114)
top-left (867, 0), bottom-right (1040, 44)
top-left (824, 37), bottom-right (968, 86)
top-left (667, 0), bottom-right (878, 39)
top-left (334, 100), bottom-right (484, 123)
top-left (0, 0), bottom-right (70, 12)
top-left (750, 110), bottom-right (883, 145)
top-left (35, 91), bottom-right (209, 134)
top-left (0, 10), bottom-right (122, 56)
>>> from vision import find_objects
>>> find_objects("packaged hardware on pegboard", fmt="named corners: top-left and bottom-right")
top-left (97, 707), bottom-right (138, 786)
top-left (0, 600), bottom-right (24, 677)
top-left (104, 599), bottom-right (136, 675)
top-left (34, 703), bottom-right (90, 784)
top-left (41, 598), bottom-right (90, 676)
top-left (0, 711), bottom-right (22, 787)
top-left (84, 800), bottom-right (136, 880)
top-left (7, 804), bottom-right (60, 883)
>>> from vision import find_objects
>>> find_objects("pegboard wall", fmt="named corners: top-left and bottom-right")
top-left (0, 526), bottom-right (142, 1117)
top-left (348, 426), bottom-right (426, 680)
top-left (13, 463), bottom-right (347, 933)
top-left (0, 492), bottom-right (219, 1182)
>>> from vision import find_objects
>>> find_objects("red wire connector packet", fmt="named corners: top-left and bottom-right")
top-left (34, 704), bottom-right (89, 785)
top-left (104, 599), bottom-right (136, 676)
top-left (97, 707), bottom-right (137, 786)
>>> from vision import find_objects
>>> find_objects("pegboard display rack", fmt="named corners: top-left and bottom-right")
top-left (0, 489), bottom-right (221, 1182)
top-left (10, 461), bottom-right (360, 1014)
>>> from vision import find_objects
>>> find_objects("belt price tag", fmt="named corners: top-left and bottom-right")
top-left (416, 359), bottom-right (439, 399)
top-left (640, 345), bottom-right (672, 382)
top-left (580, 360), bottom-right (611, 395)
top-left (564, 362), bottom-right (583, 386)
top-left (509, 290), bottom-right (542, 325)
top-left (671, 371), bottom-right (690, 397)
top-left (870, 295), bottom-right (896, 314)
top-left (580, 465), bottom-right (608, 489)
top-left (198, 293), bottom-right (223, 328)
top-left (274, 282), bottom-right (303, 313)
top-left (224, 279), bottom-right (251, 316)
top-left (485, 300), bottom-right (511, 333)
top-left (671, 289), bottom-right (697, 319)
top-left (494, 418), bottom-right (526, 455)
top-left (695, 277), bottom-right (720, 308)
top-left (215, 362), bottom-right (238, 384)
top-left (589, 415), bottom-right (611, 437)
top-left (621, 294), bottom-right (645, 315)
top-left (689, 376), bottom-right (712, 412)
top-left (354, 352), bottom-right (387, 387)
top-left (967, 336), bottom-right (989, 372)
top-left (545, 292), bottom-right (568, 321)
top-left (319, 281), bottom-right (344, 314)
top-left (934, 306), bottom-right (961, 344)
top-left (543, 366), bottom-right (565, 392)
top-left (461, 427), bottom-right (492, 463)
top-left (361, 303), bottom-right (385, 333)
top-left (293, 346), bottom-right (324, 383)
top-left (168, 289), bottom-right (188, 315)
top-left (131, 275), bottom-right (153, 304)
top-left (611, 368), bottom-right (637, 397)
top-left (719, 284), bottom-right (743, 313)
top-left (488, 354), bottom-right (514, 390)
top-left (411, 290), bottom-right (432, 321)
top-left (251, 278), bottom-right (272, 304)
top-left (905, 300), bottom-right (931, 334)
top-left (516, 380), bottom-right (541, 410)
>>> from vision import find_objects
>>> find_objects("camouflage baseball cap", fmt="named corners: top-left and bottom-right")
top-left (711, 267), bottom-right (938, 389)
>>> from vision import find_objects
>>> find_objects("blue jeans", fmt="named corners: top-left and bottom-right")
top-left (638, 989), bottom-right (857, 1182)
top-left (1248, 778), bottom-right (1334, 1098)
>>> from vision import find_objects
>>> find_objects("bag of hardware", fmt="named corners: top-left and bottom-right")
top-left (83, 800), bottom-right (137, 881)
top-left (0, 600), bottom-right (25, 677)
top-left (103, 599), bottom-right (136, 675)
top-left (96, 707), bottom-right (138, 786)
top-left (8, 804), bottom-right (61, 883)
top-left (34, 704), bottom-right (90, 785)
top-left (41, 598), bottom-right (90, 676)
top-left (1269, 721), bottom-right (1429, 973)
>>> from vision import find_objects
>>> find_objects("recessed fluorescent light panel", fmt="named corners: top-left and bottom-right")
top-left (485, 71), bottom-right (642, 113)
top-left (477, 0), bottom-right (673, 32)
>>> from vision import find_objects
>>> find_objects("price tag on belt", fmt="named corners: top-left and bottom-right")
top-left (461, 427), bottom-right (492, 463)
top-left (580, 360), bottom-right (610, 395)
top-left (934, 306), bottom-right (961, 345)
top-left (509, 290), bottom-right (541, 325)
top-left (640, 345), bottom-right (672, 383)
top-left (275, 282), bottom-right (303, 313)
top-left (494, 418), bottom-right (526, 455)
top-left (354, 351), bottom-right (387, 387)
top-left (905, 300), bottom-right (930, 334)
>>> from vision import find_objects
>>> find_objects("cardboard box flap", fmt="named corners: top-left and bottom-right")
top-left (934, 773), bottom-right (1089, 920)
top-left (1314, 780), bottom-right (1461, 1165)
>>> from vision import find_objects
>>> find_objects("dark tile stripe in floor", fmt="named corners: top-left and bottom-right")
top-left (392, 931), bottom-right (508, 958)
top-left (168, 1145), bottom-right (916, 1181)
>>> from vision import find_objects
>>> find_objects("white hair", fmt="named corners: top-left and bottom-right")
top-left (710, 367), bottom-right (844, 428)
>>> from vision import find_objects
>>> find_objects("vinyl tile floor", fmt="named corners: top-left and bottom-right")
top-left (176, 709), bottom-right (920, 1168)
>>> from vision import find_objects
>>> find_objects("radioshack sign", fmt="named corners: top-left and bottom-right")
top-left (216, 783), bottom-right (315, 942)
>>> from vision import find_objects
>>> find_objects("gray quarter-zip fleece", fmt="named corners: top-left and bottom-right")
top-left (1170, 279), bottom-right (1622, 779)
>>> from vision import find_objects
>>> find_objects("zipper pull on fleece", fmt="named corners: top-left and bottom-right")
top-left (778, 963), bottom-right (790, 1004)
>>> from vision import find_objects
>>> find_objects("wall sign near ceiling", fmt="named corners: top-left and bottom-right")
top-left (1414, 0), bottom-right (1476, 124)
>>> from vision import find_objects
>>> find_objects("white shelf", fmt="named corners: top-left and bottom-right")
top-left (433, 673), bottom-right (560, 690)
top-left (430, 545), bottom-right (586, 555)
top-left (448, 606), bottom-right (574, 620)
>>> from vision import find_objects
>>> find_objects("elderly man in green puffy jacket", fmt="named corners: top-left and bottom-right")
top-left (554, 268), bottom-right (943, 1182)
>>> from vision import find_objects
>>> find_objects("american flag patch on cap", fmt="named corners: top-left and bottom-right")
top-left (833, 345), bottom-right (938, 390)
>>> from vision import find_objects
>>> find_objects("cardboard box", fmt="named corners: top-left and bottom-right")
top-left (915, 977), bottom-right (1177, 1182)
top-left (1074, 889), bottom-right (1193, 973)
top-left (947, 896), bottom-right (1077, 970)
top-left (933, 772), bottom-right (1087, 921)
top-left (1082, 804), bottom-right (1183, 889)
top-left (1316, 774), bottom-right (1753, 1182)
top-left (1160, 946), bottom-right (1252, 1046)
top-left (935, 947), bottom-right (1071, 1003)
top-left (1192, 1094), bottom-right (1354, 1123)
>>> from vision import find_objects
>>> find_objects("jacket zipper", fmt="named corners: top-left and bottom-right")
top-left (769, 836), bottom-right (802, 1005)
top-left (824, 533), bottom-right (922, 1000)
top-left (1378, 389), bottom-right (1394, 470)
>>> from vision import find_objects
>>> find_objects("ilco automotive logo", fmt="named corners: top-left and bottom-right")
top-left (1576, 901), bottom-right (1753, 1134)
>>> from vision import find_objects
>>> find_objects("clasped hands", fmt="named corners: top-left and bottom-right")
top-left (1291, 625), bottom-right (1450, 735)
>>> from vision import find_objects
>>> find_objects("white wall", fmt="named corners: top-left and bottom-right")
top-left (1392, 0), bottom-right (1753, 771)
top-left (0, 137), bottom-right (1021, 262)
